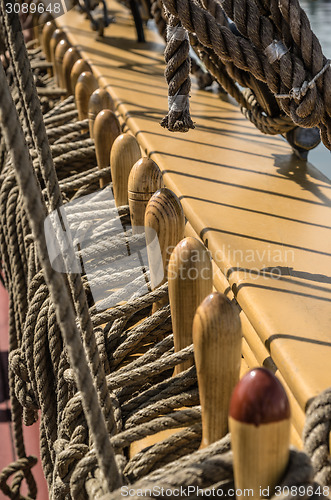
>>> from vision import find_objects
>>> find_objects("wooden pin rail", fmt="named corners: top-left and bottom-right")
top-left (53, 0), bottom-right (331, 446)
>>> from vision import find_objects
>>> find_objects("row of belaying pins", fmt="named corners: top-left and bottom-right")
top-left (34, 15), bottom-right (292, 499)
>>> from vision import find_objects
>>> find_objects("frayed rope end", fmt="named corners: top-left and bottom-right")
top-left (161, 93), bottom-right (195, 132)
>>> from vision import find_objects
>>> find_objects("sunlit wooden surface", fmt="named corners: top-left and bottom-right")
top-left (56, 2), bottom-right (331, 442)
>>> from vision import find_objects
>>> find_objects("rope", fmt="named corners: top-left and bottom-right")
top-left (0, 49), bottom-right (122, 500)
top-left (0, 456), bottom-right (37, 500)
top-left (1, 7), bottom-right (331, 500)
top-left (0, 42), bottom-right (200, 496)
top-left (275, 61), bottom-right (331, 101)
top-left (189, 33), bottom-right (295, 135)
top-left (160, 14), bottom-right (195, 132)
top-left (303, 388), bottom-right (331, 487)
top-left (157, 0), bottom-right (331, 149)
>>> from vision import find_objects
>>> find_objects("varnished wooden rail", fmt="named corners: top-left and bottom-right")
top-left (45, 0), bottom-right (331, 448)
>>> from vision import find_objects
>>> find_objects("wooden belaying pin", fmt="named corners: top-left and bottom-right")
top-left (145, 188), bottom-right (185, 312)
top-left (54, 38), bottom-right (71, 88)
top-left (88, 88), bottom-right (115, 139)
top-left (110, 134), bottom-right (141, 207)
top-left (169, 237), bottom-right (213, 375)
top-left (229, 367), bottom-right (291, 499)
top-left (49, 29), bottom-right (67, 75)
top-left (128, 158), bottom-right (164, 233)
top-left (75, 72), bottom-right (98, 121)
top-left (33, 12), bottom-right (52, 45)
top-left (193, 292), bottom-right (242, 447)
top-left (63, 47), bottom-right (80, 95)
top-left (37, 12), bottom-right (53, 46)
top-left (42, 21), bottom-right (56, 64)
top-left (94, 109), bottom-right (121, 188)
top-left (32, 15), bottom-right (39, 45)
top-left (70, 59), bottom-right (92, 94)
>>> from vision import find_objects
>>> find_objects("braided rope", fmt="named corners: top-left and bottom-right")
top-left (0, 456), bottom-right (37, 500)
top-left (160, 14), bottom-right (195, 132)
top-left (157, 0), bottom-right (331, 149)
top-left (0, 54), bottom-right (122, 496)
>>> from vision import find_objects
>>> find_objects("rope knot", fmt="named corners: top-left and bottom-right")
top-left (276, 60), bottom-right (331, 103)
top-left (57, 443), bottom-right (89, 479)
top-left (278, 81), bottom-right (324, 129)
top-left (9, 349), bottom-right (39, 418)
top-left (289, 81), bottom-right (310, 101)
top-left (0, 456), bottom-right (37, 500)
top-left (9, 348), bottom-right (28, 382)
top-left (273, 61), bottom-right (331, 129)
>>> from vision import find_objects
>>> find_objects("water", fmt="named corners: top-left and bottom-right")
top-left (299, 0), bottom-right (331, 179)
top-left (300, 0), bottom-right (331, 58)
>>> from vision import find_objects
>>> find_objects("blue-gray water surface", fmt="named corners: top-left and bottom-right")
top-left (299, 0), bottom-right (331, 179)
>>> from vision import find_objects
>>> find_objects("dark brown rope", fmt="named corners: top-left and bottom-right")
top-left (160, 13), bottom-right (195, 132)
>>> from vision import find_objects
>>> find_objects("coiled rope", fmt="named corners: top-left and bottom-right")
top-left (157, 0), bottom-right (331, 150)
top-left (0, 1), bottom-right (122, 492)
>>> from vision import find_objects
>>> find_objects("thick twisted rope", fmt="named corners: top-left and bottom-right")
top-left (159, 0), bottom-right (331, 149)
top-left (160, 14), bottom-right (195, 132)
top-left (0, 58), bottom-right (122, 493)
top-left (2, 9), bottom-right (331, 500)
top-left (220, 0), bottom-right (330, 132)
top-left (151, 0), bottom-right (214, 90)
top-left (188, 33), bottom-right (295, 135)
top-left (277, 0), bottom-right (331, 118)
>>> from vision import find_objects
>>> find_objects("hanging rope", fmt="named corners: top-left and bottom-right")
top-left (160, 13), bottom-right (195, 132)
top-left (0, 9), bottom-right (122, 495)
top-left (156, 0), bottom-right (331, 149)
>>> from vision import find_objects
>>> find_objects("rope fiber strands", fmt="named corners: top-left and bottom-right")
top-left (303, 388), bottom-right (331, 488)
top-left (0, 32), bottom-right (122, 500)
top-left (0, 3), bottom-right (331, 500)
top-left (156, 0), bottom-right (331, 150)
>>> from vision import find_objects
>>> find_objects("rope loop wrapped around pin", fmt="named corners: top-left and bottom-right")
top-left (264, 39), bottom-right (327, 128)
top-left (161, 15), bottom-right (195, 132)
